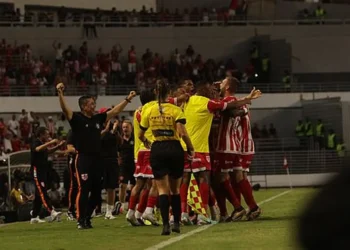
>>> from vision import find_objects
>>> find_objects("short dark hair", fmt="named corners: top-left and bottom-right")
top-left (36, 127), bottom-right (48, 138)
top-left (226, 77), bottom-right (240, 93)
top-left (78, 95), bottom-right (93, 110)
top-left (140, 89), bottom-right (156, 106)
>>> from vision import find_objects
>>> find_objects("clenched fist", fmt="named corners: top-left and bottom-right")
top-left (128, 91), bottom-right (137, 100)
top-left (56, 82), bottom-right (65, 95)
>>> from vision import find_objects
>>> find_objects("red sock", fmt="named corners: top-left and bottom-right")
top-left (222, 180), bottom-right (241, 209)
top-left (146, 195), bottom-right (158, 208)
top-left (239, 179), bottom-right (257, 210)
top-left (180, 183), bottom-right (189, 213)
top-left (137, 189), bottom-right (150, 213)
top-left (216, 184), bottom-right (227, 216)
top-left (231, 179), bottom-right (241, 203)
top-left (209, 189), bottom-right (216, 207)
top-left (129, 194), bottom-right (139, 210)
top-left (199, 182), bottom-right (209, 209)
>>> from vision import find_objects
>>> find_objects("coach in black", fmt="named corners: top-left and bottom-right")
top-left (56, 82), bottom-right (136, 229)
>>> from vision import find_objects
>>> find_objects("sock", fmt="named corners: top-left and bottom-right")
top-left (126, 209), bottom-right (135, 218)
top-left (216, 185), bottom-right (227, 216)
top-left (239, 179), bottom-right (258, 210)
top-left (180, 183), bottom-right (189, 213)
top-left (135, 210), bottom-right (142, 219)
top-left (145, 195), bottom-right (158, 214)
top-left (199, 182), bottom-right (209, 209)
top-left (209, 190), bottom-right (216, 207)
top-left (128, 195), bottom-right (139, 211)
top-left (221, 180), bottom-right (241, 209)
top-left (159, 194), bottom-right (170, 225)
top-left (137, 189), bottom-right (150, 214)
top-left (231, 179), bottom-right (242, 203)
top-left (171, 195), bottom-right (181, 224)
top-left (122, 202), bottom-right (129, 211)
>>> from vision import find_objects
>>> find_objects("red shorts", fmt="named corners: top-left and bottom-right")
top-left (240, 154), bottom-right (254, 172)
top-left (134, 150), bottom-right (153, 178)
top-left (213, 153), bottom-right (242, 173)
top-left (184, 152), bottom-right (211, 173)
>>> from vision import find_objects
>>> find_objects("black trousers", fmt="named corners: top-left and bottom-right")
top-left (32, 167), bottom-right (52, 218)
top-left (68, 155), bottom-right (78, 215)
top-left (75, 154), bottom-right (102, 224)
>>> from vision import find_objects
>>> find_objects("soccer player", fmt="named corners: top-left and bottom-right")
top-left (180, 81), bottom-right (260, 224)
top-left (215, 77), bottom-right (261, 221)
top-left (56, 82), bottom-right (136, 229)
top-left (30, 127), bottom-right (64, 224)
top-left (233, 104), bottom-right (261, 220)
top-left (126, 89), bottom-right (157, 226)
top-left (99, 109), bottom-right (122, 220)
top-left (118, 120), bottom-right (136, 214)
top-left (139, 79), bottom-right (195, 235)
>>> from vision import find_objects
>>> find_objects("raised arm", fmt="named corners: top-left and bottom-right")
top-left (35, 139), bottom-right (59, 152)
top-left (48, 140), bottom-right (66, 154)
top-left (56, 83), bottom-right (73, 121)
top-left (106, 91), bottom-right (137, 121)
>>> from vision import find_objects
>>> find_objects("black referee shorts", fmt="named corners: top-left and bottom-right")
top-left (120, 164), bottom-right (136, 186)
top-left (150, 140), bottom-right (184, 180)
top-left (103, 157), bottom-right (119, 189)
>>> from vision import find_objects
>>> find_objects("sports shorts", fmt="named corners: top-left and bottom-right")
top-left (134, 150), bottom-right (153, 178)
top-left (240, 154), bottom-right (254, 172)
top-left (213, 152), bottom-right (242, 173)
top-left (102, 157), bottom-right (119, 189)
top-left (120, 163), bottom-right (136, 186)
top-left (184, 152), bottom-right (211, 173)
top-left (150, 140), bottom-right (184, 179)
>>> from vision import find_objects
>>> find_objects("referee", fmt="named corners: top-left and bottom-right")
top-left (139, 79), bottom-right (195, 235)
top-left (56, 82), bottom-right (136, 229)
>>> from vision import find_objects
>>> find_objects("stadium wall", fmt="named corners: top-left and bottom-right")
top-left (250, 173), bottom-right (337, 188)
top-left (2, 26), bottom-right (350, 73)
top-left (11, 0), bottom-right (156, 11)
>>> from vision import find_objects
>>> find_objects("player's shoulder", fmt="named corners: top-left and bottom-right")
top-left (223, 96), bottom-right (237, 102)
top-left (142, 101), bottom-right (157, 111)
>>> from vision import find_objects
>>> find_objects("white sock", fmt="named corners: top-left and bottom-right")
top-left (123, 202), bottom-right (129, 211)
top-left (127, 209), bottom-right (135, 218)
top-left (135, 210), bottom-right (142, 219)
top-left (144, 207), bottom-right (154, 215)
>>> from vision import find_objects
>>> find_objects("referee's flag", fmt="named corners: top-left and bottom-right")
top-left (187, 173), bottom-right (208, 217)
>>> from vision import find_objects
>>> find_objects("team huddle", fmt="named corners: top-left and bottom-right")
top-left (29, 76), bottom-right (262, 235)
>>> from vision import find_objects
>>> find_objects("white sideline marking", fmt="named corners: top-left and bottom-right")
top-left (144, 189), bottom-right (292, 250)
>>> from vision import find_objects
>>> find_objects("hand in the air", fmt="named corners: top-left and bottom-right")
top-left (56, 82), bottom-right (65, 95)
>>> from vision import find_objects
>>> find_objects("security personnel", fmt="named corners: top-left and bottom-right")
top-left (139, 79), bottom-right (195, 236)
top-left (56, 82), bottom-right (136, 229)
top-left (295, 120), bottom-right (305, 148)
top-left (260, 53), bottom-right (270, 83)
top-left (250, 41), bottom-right (259, 70)
top-left (304, 118), bottom-right (313, 138)
top-left (327, 129), bottom-right (336, 150)
top-left (336, 140), bottom-right (346, 157)
top-left (315, 119), bottom-right (325, 149)
top-left (315, 5), bottom-right (326, 19)
top-left (282, 70), bottom-right (291, 92)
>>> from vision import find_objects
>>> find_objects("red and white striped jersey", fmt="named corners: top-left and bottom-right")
top-left (240, 105), bottom-right (255, 155)
top-left (216, 96), bottom-right (241, 154)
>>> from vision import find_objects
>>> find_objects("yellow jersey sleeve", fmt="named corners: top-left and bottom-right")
top-left (174, 107), bottom-right (186, 124)
top-left (140, 107), bottom-right (150, 130)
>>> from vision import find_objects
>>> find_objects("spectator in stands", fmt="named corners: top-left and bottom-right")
top-left (128, 45), bottom-right (137, 73)
top-left (45, 116), bottom-right (56, 138)
top-left (268, 123), bottom-right (277, 138)
top-left (252, 123), bottom-right (260, 138)
top-left (250, 41), bottom-right (260, 70)
top-left (11, 135), bottom-right (21, 152)
top-left (260, 53), bottom-right (271, 83)
top-left (30, 114), bottom-right (40, 136)
top-left (20, 116), bottom-right (31, 141)
top-left (7, 114), bottom-right (19, 136)
top-left (142, 48), bottom-right (153, 68)
top-left (79, 41), bottom-right (88, 63)
top-left (10, 178), bottom-right (34, 210)
top-left (52, 41), bottom-right (63, 69)
top-left (186, 45), bottom-right (195, 63)
top-left (314, 5), bottom-right (326, 20)
top-left (261, 125), bottom-right (269, 138)
top-left (18, 109), bottom-right (27, 121)
top-left (55, 114), bottom-right (69, 138)
top-left (3, 133), bottom-right (12, 153)
top-left (0, 118), bottom-right (6, 140)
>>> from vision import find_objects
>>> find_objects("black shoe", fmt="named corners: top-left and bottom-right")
top-left (161, 224), bottom-right (171, 236)
top-left (172, 222), bottom-right (180, 233)
top-left (77, 222), bottom-right (86, 230)
top-left (137, 218), bottom-right (146, 226)
top-left (113, 202), bottom-right (122, 216)
top-left (85, 219), bottom-right (93, 229)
